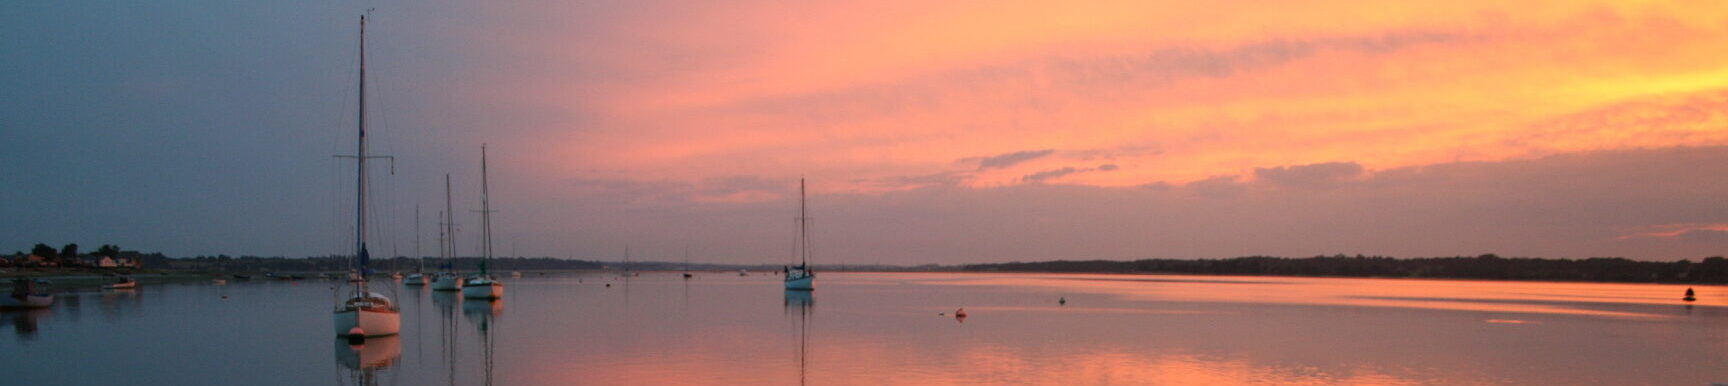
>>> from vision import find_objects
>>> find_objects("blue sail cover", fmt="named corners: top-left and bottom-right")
top-left (358, 245), bottom-right (370, 270)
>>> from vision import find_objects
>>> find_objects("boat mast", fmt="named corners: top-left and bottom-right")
top-left (445, 173), bottom-right (456, 267)
top-left (414, 205), bottom-right (421, 266)
top-left (353, 14), bottom-right (369, 298)
top-left (480, 144), bottom-right (493, 275)
top-left (798, 178), bottom-right (808, 267)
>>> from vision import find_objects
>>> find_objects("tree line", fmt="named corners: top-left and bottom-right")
top-left (167, 255), bottom-right (604, 272)
top-left (8, 243), bottom-right (167, 268)
top-left (961, 254), bottom-right (1728, 283)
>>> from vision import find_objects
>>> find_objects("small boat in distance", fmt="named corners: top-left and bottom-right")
top-left (683, 247), bottom-right (694, 279)
top-left (784, 178), bottom-right (815, 291)
top-left (1684, 287), bottom-right (1697, 302)
top-left (404, 272), bottom-right (427, 286)
top-left (2, 279), bottom-right (53, 309)
top-left (430, 174), bottom-right (464, 292)
top-left (102, 276), bottom-right (137, 290)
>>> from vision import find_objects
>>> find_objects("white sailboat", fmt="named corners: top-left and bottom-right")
top-left (2, 279), bottom-right (53, 309)
top-left (784, 178), bottom-right (815, 291)
top-left (333, 13), bottom-right (400, 339)
top-left (431, 174), bottom-right (464, 291)
top-left (462, 145), bottom-right (505, 300)
top-left (404, 206), bottom-right (427, 286)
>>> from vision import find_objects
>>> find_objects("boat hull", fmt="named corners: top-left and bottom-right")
top-left (784, 274), bottom-right (814, 291)
top-left (462, 282), bottom-right (504, 299)
top-left (103, 282), bottom-right (136, 290)
top-left (403, 274), bottom-right (427, 286)
top-left (0, 294), bottom-right (54, 309)
top-left (430, 276), bottom-right (462, 291)
top-left (333, 308), bottom-right (401, 337)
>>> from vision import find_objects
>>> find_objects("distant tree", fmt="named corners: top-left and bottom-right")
top-left (60, 243), bottom-right (79, 259)
top-left (31, 243), bottom-right (57, 259)
top-left (95, 244), bottom-right (120, 257)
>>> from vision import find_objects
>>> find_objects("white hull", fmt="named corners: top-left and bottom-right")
top-left (0, 294), bottom-right (53, 309)
top-left (784, 274), bottom-right (814, 291)
top-left (463, 282), bottom-right (504, 299)
top-left (403, 274), bottom-right (427, 286)
top-left (333, 308), bottom-right (401, 337)
top-left (430, 276), bottom-right (462, 291)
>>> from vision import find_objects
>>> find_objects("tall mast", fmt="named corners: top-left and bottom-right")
top-left (445, 173), bottom-right (456, 264)
top-left (799, 178), bottom-right (808, 266)
top-left (437, 210), bottom-right (446, 259)
top-left (414, 205), bottom-right (421, 263)
top-left (480, 145), bottom-right (493, 274)
top-left (354, 14), bottom-right (369, 297)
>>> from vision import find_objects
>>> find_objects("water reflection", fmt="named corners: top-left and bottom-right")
top-left (2, 308), bottom-right (51, 339)
top-left (433, 290), bottom-right (460, 386)
top-left (334, 335), bottom-right (400, 386)
top-left (98, 288), bottom-right (142, 320)
top-left (8, 273), bottom-right (1728, 385)
top-left (784, 290), bottom-right (812, 386)
top-left (463, 299), bottom-right (501, 386)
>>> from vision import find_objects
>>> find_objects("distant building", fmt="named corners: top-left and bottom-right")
top-left (98, 256), bottom-right (118, 268)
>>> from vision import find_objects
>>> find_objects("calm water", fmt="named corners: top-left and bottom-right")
top-left (3, 272), bottom-right (1726, 385)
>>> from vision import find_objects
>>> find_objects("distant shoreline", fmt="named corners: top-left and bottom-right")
top-left (955, 255), bottom-right (1728, 285)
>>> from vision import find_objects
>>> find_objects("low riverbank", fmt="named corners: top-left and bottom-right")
top-left (1, 269), bottom-right (216, 290)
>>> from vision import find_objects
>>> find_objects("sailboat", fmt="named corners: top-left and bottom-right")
top-left (333, 13), bottom-right (401, 339)
top-left (784, 178), bottom-right (815, 290)
top-left (462, 145), bottom-right (504, 300)
top-left (405, 206), bottom-right (428, 286)
top-left (2, 279), bottom-right (53, 309)
top-left (431, 174), bottom-right (464, 291)
top-left (682, 247), bottom-right (694, 279)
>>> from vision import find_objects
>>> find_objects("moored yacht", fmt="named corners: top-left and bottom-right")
top-left (784, 178), bottom-right (815, 291)
top-left (331, 13), bottom-right (400, 339)
top-left (2, 279), bottom-right (53, 309)
top-left (461, 145), bottom-right (504, 300)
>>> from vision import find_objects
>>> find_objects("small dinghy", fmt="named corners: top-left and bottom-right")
top-left (103, 276), bottom-right (137, 290)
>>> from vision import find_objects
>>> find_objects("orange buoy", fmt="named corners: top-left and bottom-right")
top-left (346, 327), bottom-right (366, 344)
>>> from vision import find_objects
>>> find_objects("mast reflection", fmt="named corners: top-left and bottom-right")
top-left (463, 298), bottom-right (502, 386)
top-left (785, 290), bottom-right (813, 386)
top-left (432, 290), bottom-right (459, 386)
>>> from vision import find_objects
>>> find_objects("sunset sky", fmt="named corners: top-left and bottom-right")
top-left (3, 1), bottom-right (1726, 264)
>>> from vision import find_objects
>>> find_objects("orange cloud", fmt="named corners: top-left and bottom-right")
top-left (454, 0), bottom-right (1728, 196)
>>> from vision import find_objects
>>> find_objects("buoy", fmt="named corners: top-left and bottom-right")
top-left (955, 308), bottom-right (967, 318)
top-left (221, 295), bottom-right (228, 299)
top-left (938, 312), bottom-right (946, 316)
top-left (1059, 297), bottom-right (1066, 305)
top-left (1684, 288), bottom-right (1697, 302)
top-left (605, 283), bottom-right (611, 288)
top-left (346, 327), bottom-right (366, 344)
